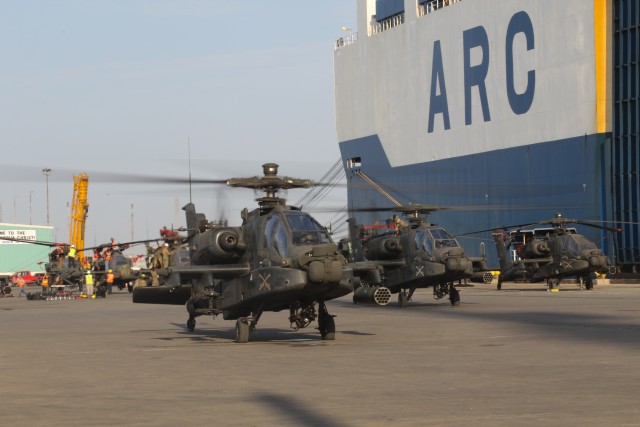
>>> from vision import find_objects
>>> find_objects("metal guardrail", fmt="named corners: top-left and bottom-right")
top-left (335, 32), bottom-right (358, 50)
top-left (335, 0), bottom-right (463, 48)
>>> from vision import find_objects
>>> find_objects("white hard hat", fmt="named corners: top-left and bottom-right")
top-left (163, 243), bottom-right (169, 247)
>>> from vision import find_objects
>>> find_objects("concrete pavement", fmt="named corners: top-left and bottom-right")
top-left (1, 283), bottom-right (639, 426)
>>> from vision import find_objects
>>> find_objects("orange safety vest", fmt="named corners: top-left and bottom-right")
top-left (42, 276), bottom-right (49, 287)
top-left (106, 272), bottom-right (115, 283)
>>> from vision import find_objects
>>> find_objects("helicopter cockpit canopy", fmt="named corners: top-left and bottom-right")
top-left (285, 211), bottom-right (332, 245)
top-left (263, 211), bottom-right (332, 256)
top-left (415, 228), bottom-right (460, 255)
top-left (560, 234), bottom-right (598, 257)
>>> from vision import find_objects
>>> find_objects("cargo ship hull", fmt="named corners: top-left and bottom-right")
top-left (334, 0), bottom-right (638, 270)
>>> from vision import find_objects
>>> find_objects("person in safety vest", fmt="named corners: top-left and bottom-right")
top-left (41, 274), bottom-right (49, 293)
top-left (106, 269), bottom-right (115, 294)
top-left (17, 277), bottom-right (27, 297)
top-left (104, 249), bottom-right (113, 272)
top-left (67, 245), bottom-right (77, 268)
top-left (84, 270), bottom-right (94, 298)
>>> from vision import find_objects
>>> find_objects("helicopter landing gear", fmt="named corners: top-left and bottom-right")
top-left (235, 318), bottom-right (250, 343)
top-left (187, 315), bottom-right (196, 332)
top-left (317, 301), bottom-right (336, 340)
top-left (585, 276), bottom-right (594, 290)
top-left (433, 283), bottom-right (448, 300)
top-left (398, 291), bottom-right (409, 307)
top-left (497, 277), bottom-right (503, 290)
top-left (547, 278), bottom-right (560, 291)
top-left (449, 283), bottom-right (460, 306)
top-left (577, 276), bottom-right (595, 291)
top-left (235, 309), bottom-right (262, 343)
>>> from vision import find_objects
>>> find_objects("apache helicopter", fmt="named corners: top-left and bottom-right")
top-left (133, 163), bottom-right (353, 343)
top-left (0, 235), bottom-right (168, 293)
top-left (458, 213), bottom-right (619, 291)
top-left (341, 204), bottom-right (477, 308)
top-left (0, 236), bottom-right (84, 289)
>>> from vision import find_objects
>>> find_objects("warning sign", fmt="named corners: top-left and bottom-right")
top-left (0, 230), bottom-right (37, 244)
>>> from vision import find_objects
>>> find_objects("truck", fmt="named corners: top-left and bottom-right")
top-left (4, 270), bottom-right (41, 287)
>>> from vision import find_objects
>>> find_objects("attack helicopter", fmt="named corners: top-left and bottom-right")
top-left (458, 213), bottom-right (619, 291)
top-left (0, 236), bottom-right (83, 289)
top-left (341, 204), bottom-right (476, 308)
top-left (0, 235), bottom-right (170, 294)
top-left (132, 163), bottom-right (354, 343)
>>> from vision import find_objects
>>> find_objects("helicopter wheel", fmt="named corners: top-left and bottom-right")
top-left (497, 278), bottom-right (502, 290)
top-left (585, 276), bottom-right (594, 290)
top-left (449, 286), bottom-right (460, 307)
top-left (318, 315), bottom-right (336, 340)
top-left (547, 279), bottom-right (559, 291)
top-left (318, 302), bottom-right (336, 340)
top-left (398, 291), bottom-right (409, 308)
top-left (235, 318), bottom-right (250, 343)
top-left (186, 316), bottom-right (196, 332)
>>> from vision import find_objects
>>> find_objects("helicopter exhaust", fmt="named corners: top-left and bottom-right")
top-left (353, 286), bottom-right (392, 306)
top-left (132, 285), bottom-right (192, 305)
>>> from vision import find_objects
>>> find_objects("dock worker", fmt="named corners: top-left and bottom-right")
top-left (106, 269), bottom-right (115, 294)
top-left (104, 248), bottom-right (113, 272)
top-left (67, 245), bottom-right (77, 267)
top-left (17, 277), bottom-right (27, 297)
top-left (84, 270), bottom-right (94, 298)
top-left (41, 274), bottom-right (49, 293)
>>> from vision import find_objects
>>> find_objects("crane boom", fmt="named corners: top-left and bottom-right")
top-left (69, 173), bottom-right (89, 266)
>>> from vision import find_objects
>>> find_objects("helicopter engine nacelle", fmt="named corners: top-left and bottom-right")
top-left (364, 236), bottom-right (402, 260)
top-left (192, 228), bottom-right (245, 265)
top-left (522, 241), bottom-right (549, 257)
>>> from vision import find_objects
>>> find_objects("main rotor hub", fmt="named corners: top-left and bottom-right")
top-left (226, 162), bottom-right (315, 209)
top-left (262, 163), bottom-right (279, 177)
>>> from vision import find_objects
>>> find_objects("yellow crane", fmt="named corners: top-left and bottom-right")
top-left (68, 173), bottom-right (89, 267)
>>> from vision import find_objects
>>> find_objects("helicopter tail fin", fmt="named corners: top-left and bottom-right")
top-left (493, 233), bottom-right (512, 272)
top-left (183, 203), bottom-right (208, 240)
top-left (347, 218), bottom-right (366, 262)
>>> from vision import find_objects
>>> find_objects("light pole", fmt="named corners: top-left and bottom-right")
top-left (13, 196), bottom-right (18, 223)
top-left (42, 168), bottom-right (52, 226)
top-left (29, 191), bottom-right (34, 225)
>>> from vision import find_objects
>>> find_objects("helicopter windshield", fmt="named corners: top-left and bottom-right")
top-left (429, 228), bottom-right (459, 249)
top-left (285, 212), bottom-right (332, 245)
top-left (415, 229), bottom-right (433, 255)
top-left (264, 215), bottom-right (289, 257)
top-left (561, 234), bottom-right (597, 256)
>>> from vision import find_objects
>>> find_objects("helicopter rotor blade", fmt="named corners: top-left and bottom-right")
top-left (573, 221), bottom-right (622, 233)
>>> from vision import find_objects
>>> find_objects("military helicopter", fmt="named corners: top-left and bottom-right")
top-left (132, 163), bottom-right (353, 343)
top-left (0, 236), bottom-right (84, 289)
top-left (458, 213), bottom-right (619, 291)
top-left (341, 204), bottom-right (476, 308)
top-left (0, 235), bottom-right (168, 294)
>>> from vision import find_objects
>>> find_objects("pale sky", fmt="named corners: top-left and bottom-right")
top-left (0, 1), bottom-right (356, 252)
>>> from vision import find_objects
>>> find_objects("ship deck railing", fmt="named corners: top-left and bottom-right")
top-left (369, 12), bottom-right (405, 36)
top-left (335, 32), bottom-right (358, 50)
top-left (418, 0), bottom-right (462, 18)
top-left (336, 0), bottom-right (462, 48)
